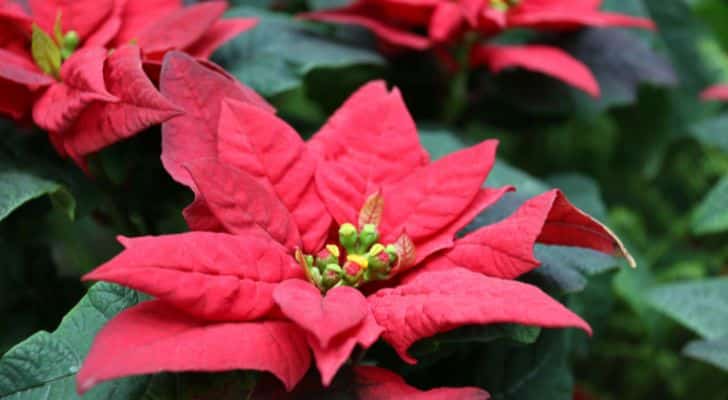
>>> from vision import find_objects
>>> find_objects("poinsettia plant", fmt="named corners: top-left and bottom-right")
top-left (74, 52), bottom-right (634, 396)
top-left (0, 0), bottom-right (254, 167)
top-left (302, 0), bottom-right (654, 97)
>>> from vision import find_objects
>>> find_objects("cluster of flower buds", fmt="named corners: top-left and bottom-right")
top-left (296, 222), bottom-right (399, 292)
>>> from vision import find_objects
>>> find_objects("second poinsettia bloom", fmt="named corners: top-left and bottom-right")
top-left (302, 0), bottom-right (654, 96)
top-left (76, 59), bottom-right (633, 395)
top-left (0, 0), bottom-right (255, 167)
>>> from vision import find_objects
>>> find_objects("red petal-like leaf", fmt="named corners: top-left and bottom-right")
top-left (160, 51), bottom-right (273, 187)
top-left (77, 301), bottom-right (311, 394)
top-left (83, 0), bottom-right (125, 47)
top-left (471, 44), bottom-right (600, 97)
top-left (136, 1), bottom-right (227, 56)
top-left (84, 232), bottom-right (302, 321)
top-left (508, 2), bottom-right (655, 31)
top-left (358, 190), bottom-right (384, 228)
top-left (414, 186), bottom-right (514, 264)
top-left (0, 79), bottom-right (36, 119)
top-left (186, 18), bottom-right (258, 59)
top-left (60, 45), bottom-right (181, 161)
top-left (185, 159), bottom-right (302, 250)
top-left (312, 81), bottom-right (430, 225)
top-left (369, 267), bottom-right (591, 363)
top-left (0, 48), bottom-right (54, 88)
top-left (534, 189), bottom-right (635, 265)
top-left (29, 0), bottom-right (114, 40)
top-left (310, 81), bottom-right (429, 184)
top-left (309, 312), bottom-right (383, 387)
top-left (429, 2), bottom-right (464, 43)
top-left (434, 189), bottom-right (633, 278)
top-left (33, 47), bottom-right (117, 133)
top-left (701, 84), bottom-right (728, 101)
top-left (380, 140), bottom-right (498, 243)
top-left (301, 4), bottom-right (431, 50)
top-left (217, 99), bottom-right (331, 252)
top-left (354, 366), bottom-right (490, 400)
top-left (113, 0), bottom-right (182, 46)
top-left (273, 279), bottom-right (369, 348)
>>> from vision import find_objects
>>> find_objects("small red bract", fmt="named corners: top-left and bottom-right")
top-left (302, 0), bottom-right (655, 96)
top-left (0, 0), bottom-right (255, 167)
top-left (77, 59), bottom-right (633, 396)
top-left (701, 84), bottom-right (728, 101)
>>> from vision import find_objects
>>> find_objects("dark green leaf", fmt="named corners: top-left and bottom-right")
top-left (646, 277), bottom-right (728, 339)
top-left (692, 176), bottom-right (728, 235)
top-left (683, 338), bottom-right (728, 372)
top-left (0, 283), bottom-right (149, 399)
top-left (689, 115), bottom-right (728, 152)
top-left (215, 7), bottom-right (384, 97)
top-left (0, 169), bottom-right (75, 222)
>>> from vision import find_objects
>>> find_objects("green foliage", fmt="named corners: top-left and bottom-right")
top-left (215, 6), bottom-right (384, 97)
top-left (0, 169), bottom-right (74, 222)
top-left (0, 283), bottom-right (148, 399)
top-left (692, 176), bottom-right (728, 234)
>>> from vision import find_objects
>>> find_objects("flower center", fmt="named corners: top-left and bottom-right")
top-left (489, 0), bottom-right (519, 11)
top-left (31, 13), bottom-right (79, 79)
top-left (295, 222), bottom-right (401, 292)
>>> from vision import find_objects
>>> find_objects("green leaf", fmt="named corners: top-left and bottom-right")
top-left (0, 283), bottom-right (148, 399)
top-left (477, 331), bottom-right (574, 400)
top-left (31, 24), bottom-right (61, 77)
top-left (646, 277), bottom-right (728, 340)
top-left (0, 169), bottom-right (75, 222)
top-left (689, 115), bottom-right (728, 152)
top-left (682, 338), bottom-right (728, 372)
top-left (692, 176), bottom-right (728, 235)
top-left (215, 7), bottom-right (384, 97)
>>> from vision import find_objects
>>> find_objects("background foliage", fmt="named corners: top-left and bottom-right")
top-left (1, 0), bottom-right (727, 399)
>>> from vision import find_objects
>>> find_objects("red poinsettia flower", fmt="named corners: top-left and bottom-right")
top-left (700, 84), bottom-right (728, 101)
top-left (75, 53), bottom-right (633, 396)
top-left (302, 0), bottom-right (654, 96)
top-left (0, 0), bottom-right (255, 167)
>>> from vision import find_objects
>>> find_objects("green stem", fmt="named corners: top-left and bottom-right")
top-left (442, 34), bottom-right (478, 123)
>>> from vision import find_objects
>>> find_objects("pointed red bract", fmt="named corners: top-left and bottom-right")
top-left (701, 84), bottom-right (728, 101)
top-left (77, 301), bottom-right (311, 394)
top-left (535, 189), bottom-right (635, 265)
top-left (369, 267), bottom-right (591, 363)
top-left (186, 18), bottom-right (258, 59)
top-left (313, 81), bottom-right (429, 224)
top-left (33, 47), bottom-right (117, 133)
top-left (59, 45), bottom-right (181, 163)
top-left (217, 99), bottom-right (332, 252)
top-left (413, 186), bottom-right (514, 264)
top-left (29, 0), bottom-right (114, 39)
top-left (184, 159), bottom-right (302, 250)
top-left (310, 81), bottom-right (429, 184)
top-left (354, 366), bottom-right (490, 400)
top-left (508, 0), bottom-right (655, 31)
top-left (160, 51), bottom-right (273, 187)
top-left (135, 1), bottom-right (226, 56)
top-left (84, 232), bottom-right (302, 321)
top-left (380, 140), bottom-right (498, 243)
top-left (471, 44), bottom-right (600, 97)
top-left (273, 279), bottom-right (369, 348)
top-left (113, 0), bottom-right (183, 46)
top-left (301, 3), bottom-right (432, 50)
top-left (432, 188), bottom-right (629, 279)
top-left (309, 313), bottom-right (383, 387)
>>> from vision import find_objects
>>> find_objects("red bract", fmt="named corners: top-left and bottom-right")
top-left (302, 0), bottom-right (654, 96)
top-left (0, 0), bottom-right (255, 167)
top-left (701, 84), bottom-right (728, 101)
top-left (77, 64), bottom-right (634, 395)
